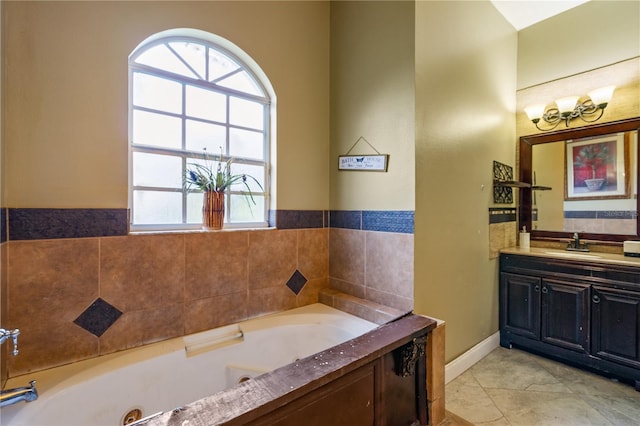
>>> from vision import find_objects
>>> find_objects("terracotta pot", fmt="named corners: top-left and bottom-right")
top-left (203, 191), bottom-right (224, 230)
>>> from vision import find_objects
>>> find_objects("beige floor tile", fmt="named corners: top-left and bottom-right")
top-left (446, 374), bottom-right (505, 424)
top-left (487, 388), bottom-right (611, 426)
top-left (468, 348), bottom-right (565, 392)
top-left (445, 347), bottom-right (640, 426)
top-left (580, 394), bottom-right (640, 426)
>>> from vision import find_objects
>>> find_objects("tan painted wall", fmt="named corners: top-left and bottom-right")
top-left (3, 1), bottom-right (329, 210)
top-left (414, 1), bottom-right (517, 362)
top-left (330, 1), bottom-right (415, 211)
top-left (518, 0), bottom-right (640, 90)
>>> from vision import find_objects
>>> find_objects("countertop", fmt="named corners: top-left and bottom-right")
top-left (500, 246), bottom-right (640, 268)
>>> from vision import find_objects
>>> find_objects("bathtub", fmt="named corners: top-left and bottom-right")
top-left (1, 304), bottom-right (377, 426)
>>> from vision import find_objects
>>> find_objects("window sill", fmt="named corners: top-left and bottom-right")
top-left (129, 226), bottom-right (276, 236)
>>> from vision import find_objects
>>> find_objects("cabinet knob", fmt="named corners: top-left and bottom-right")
top-left (534, 285), bottom-right (540, 292)
top-left (541, 287), bottom-right (548, 294)
top-left (593, 295), bottom-right (600, 304)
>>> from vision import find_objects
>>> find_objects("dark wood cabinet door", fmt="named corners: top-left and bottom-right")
top-left (592, 286), bottom-right (640, 369)
top-left (500, 273), bottom-right (541, 340)
top-left (540, 279), bottom-right (590, 353)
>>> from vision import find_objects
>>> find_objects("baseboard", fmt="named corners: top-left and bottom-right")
top-left (444, 331), bottom-right (500, 384)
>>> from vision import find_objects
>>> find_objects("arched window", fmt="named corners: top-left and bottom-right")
top-left (129, 29), bottom-right (272, 230)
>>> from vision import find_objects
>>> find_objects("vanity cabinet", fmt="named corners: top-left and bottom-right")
top-left (501, 273), bottom-right (590, 354)
top-left (500, 253), bottom-right (640, 390)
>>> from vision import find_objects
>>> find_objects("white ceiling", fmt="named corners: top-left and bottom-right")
top-left (491, 0), bottom-right (591, 30)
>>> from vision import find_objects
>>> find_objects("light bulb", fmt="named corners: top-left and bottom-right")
top-left (555, 96), bottom-right (579, 114)
top-left (524, 104), bottom-right (546, 121)
top-left (588, 85), bottom-right (615, 107)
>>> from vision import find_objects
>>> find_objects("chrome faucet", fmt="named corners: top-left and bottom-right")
top-left (0, 328), bottom-right (20, 356)
top-left (567, 232), bottom-right (589, 252)
top-left (0, 380), bottom-right (38, 407)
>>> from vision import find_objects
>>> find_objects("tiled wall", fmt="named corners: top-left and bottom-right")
top-left (328, 210), bottom-right (415, 312)
top-left (5, 227), bottom-right (328, 377)
top-left (2, 208), bottom-right (414, 378)
top-left (1, 208), bottom-right (7, 386)
top-left (564, 210), bottom-right (636, 235)
top-left (489, 208), bottom-right (517, 259)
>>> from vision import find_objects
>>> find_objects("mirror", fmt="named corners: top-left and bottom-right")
top-left (520, 117), bottom-right (640, 243)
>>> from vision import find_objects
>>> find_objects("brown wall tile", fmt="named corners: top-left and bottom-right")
top-left (1, 243), bottom-right (7, 386)
top-left (247, 286), bottom-right (297, 318)
top-left (100, 234), bottom-right (184, 312)
top-left (296, 277), bottom-right (329, 307)
top-left (7, 239), bottom-right (100, 375)
top-left (365, 231), bottom-right (413, 298)
top-left (365, 287), bottom-right (413, 312)
top-left (329, 228), bottom-right (364, 286)
top-left (248, 230), bottom-right (297, 289)
top-left (184, 292), bottom-right (248, 335)
top-left (330, 277), bottom-right (365, 299)
top-left (185, 231), bottom-right (249, 300)
top-left (297, 228), bottom-right (328, 280)
top-left (99, 304), bottom-right (184, 355)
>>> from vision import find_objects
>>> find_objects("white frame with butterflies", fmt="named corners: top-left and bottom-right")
top-left (338, 155), bottom-right (389, 171)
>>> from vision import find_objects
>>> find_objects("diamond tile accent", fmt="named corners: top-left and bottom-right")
top-left (74, 298), bottom-right (122, 337)
top-left (286, 270), bottom-right (308, 295)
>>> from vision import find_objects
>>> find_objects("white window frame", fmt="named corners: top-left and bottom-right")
top-left (128, 30), bottom-right (272, 231)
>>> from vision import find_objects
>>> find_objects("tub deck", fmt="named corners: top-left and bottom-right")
top-left (141, 313), bottom-right (437, 426)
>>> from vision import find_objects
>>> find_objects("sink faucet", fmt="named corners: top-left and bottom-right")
top-left (0, 328), bottom-right (20, 356)
top-left (572, 232), bottom-right (580, 249)
top-left (0, 380), bottom-right (38, 408)
top-left (567, 232), bottom-right (589, 252)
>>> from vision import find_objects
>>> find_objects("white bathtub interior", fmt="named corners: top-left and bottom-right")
top-left (0, 303), bottom-right (377, 426)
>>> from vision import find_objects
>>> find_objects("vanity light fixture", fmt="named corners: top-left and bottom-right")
top-left (524, 85), bottom-right (615, 131)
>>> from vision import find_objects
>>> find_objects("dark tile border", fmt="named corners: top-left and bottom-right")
top-left (362, 210), bottom-right (413, 233)
top-left (329, 210), bottom-right (361, 230)
top-left (6, 208), bottom-right (416, 240)
top-left (274, 210), bottom-right (325, 229)
top-left (1, 208), bottom-right (6, 244)
top-left (489, 207), bottom-right (517, 224)
top-left (564, 210), bottom-right (637, 220)
top-left (8, 208), bottom-right (129, 241)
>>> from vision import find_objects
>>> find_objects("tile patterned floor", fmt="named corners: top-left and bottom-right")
top-left (445, 347), bottom-right (640, 425)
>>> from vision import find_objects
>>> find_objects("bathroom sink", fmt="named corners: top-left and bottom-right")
top-left (544, 251), bottom-right (601, 260)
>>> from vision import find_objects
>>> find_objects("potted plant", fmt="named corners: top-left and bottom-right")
top-left (184, 148), bottom-right (263, 230)
top-left (573, 143), bottom-right (611, 191)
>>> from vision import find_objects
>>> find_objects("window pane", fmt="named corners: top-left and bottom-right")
top-left (133, 190), bottom-right (182, 224)
top-left (133, 72), bottom-right (182, 114)
top-left (133, 110), bottom-right (182, 149)
top-left (208, 48), bottom-right (240, 82)
top-left (134, 44), bottom-right (197, 79)
top-left (169, 42), bottom-right (206, 80)
top-left (229, 128), bottom-right (264, 160)
top-left (186, 85), bottom-right (226, 122)
top-left (230, 97), bottom-right (263, 130)
top-left (187, 192), bottom-right (205, 224)
top-left (230, 194), bottom-right (264, 223)
top-left (230, 163), bottom-right (265, 193)
top-left (186, 120), bottom-right (226, 153)
top-left (218, 71), bottom-right (263, 96)
top-left (133, 152), bottom-right (182, 188)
